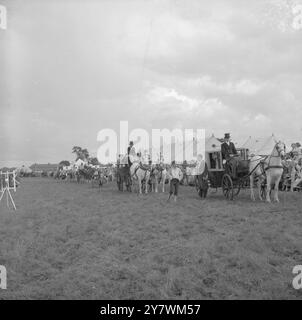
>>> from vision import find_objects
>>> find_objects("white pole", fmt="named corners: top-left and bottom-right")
top-left (0, 171), bottom-right (17, 211)
top-left (0, 171), bottom-right (2, 192)
top-left (13, 171), bottom-right (16, 192)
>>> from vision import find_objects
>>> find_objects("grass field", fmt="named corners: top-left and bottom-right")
top-left (0, 177), bottom-right (302, 299)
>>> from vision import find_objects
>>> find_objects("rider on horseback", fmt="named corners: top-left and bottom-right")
top-left (127, 141), bottom-right (136, 166)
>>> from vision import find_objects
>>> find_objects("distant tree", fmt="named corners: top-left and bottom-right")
top-left (72, 146), bottom-right (82, 160)
top-left (81, 148), bottom-right (90, 160)
top-left (89, 157), bottom-right (99, 166)
top-left (72, 146), bottom-right (90, 161)
top-left (59, 160), bottom-right (70, 167)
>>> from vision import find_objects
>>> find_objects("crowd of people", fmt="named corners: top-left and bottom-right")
top-left (119, 134), bottom-right (302, 199)
top-left (283, 142), bottom-right (302, 192)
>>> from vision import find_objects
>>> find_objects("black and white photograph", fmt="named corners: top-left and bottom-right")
top-left (1, 0), bottom-right (302, 304)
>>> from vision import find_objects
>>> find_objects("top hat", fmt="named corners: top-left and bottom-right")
top-left (171, 160), bottom-right (176, 165)
top-left (224, 133), bottom-right (230, 139)
top-left (129, 141), bottom-right (134, 145)
top-left (296, 142), bottom-right (301, 148)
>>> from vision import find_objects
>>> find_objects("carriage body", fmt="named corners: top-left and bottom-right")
top-left (200, 135), bottom-right (250, 200)
top-left (220, 155), bottom-right (250, 200)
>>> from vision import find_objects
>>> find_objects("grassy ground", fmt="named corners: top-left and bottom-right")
top-left (0, 177), bottom-right (301, 299)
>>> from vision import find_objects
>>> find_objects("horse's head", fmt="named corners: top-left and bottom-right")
top-left (275, 141), bottom-right (286, 159)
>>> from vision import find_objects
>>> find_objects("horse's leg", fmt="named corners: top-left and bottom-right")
top-left (274, 176), bottom-right (282, 202)
top-left (257, 177), bottom-right (263, 201)
top-left (155, 177), bottom-right (158, 193)
top-left (145, 177), bottom-right (149, 194)
top-left (138, 178), bottom-right (142, 194)
top-left (273, 182), bottom-right (279, 202)
top-left (266, 175), bottom-right (272, 203)
top-left (250, 174), bottom-right (256, 201)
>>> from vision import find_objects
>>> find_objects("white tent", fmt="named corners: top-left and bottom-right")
top-left (18, 165), bottom-right (33, 174)
top-left (149, 135), bottom-right (222, 164)
top-left (205, 135), bottom-right (222, 153)
top-left (204, 135), bottom-right (223, 170)
top-left (241, 134), bottom-right (278, 156)
top-left (150, 140), bottom-right (193, 164)
top-left (257, 135), bottom-right (279, 155)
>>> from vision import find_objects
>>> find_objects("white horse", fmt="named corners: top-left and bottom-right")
top-left (130, 158), bottom-right (150, 194)
top-left (249, 141), bottom-right (286, 202)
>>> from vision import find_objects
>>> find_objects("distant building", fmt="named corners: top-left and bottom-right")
top-left (0, 167), bottom-right (16, 172)
top-left (30, 163), bottom-right (58, 174)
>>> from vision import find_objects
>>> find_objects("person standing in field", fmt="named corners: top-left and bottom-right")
top-left (168, 160), bottom-right (183, 202)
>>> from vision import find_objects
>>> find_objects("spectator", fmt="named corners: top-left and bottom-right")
top-left (168, 161), bottom-right (183, 202)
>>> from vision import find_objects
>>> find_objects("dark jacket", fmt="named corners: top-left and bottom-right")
top-left (221, 142), bottom-right (237, 160)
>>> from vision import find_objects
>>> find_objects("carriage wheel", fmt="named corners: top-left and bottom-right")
top-left (222, 174), bottom-right (234, 200)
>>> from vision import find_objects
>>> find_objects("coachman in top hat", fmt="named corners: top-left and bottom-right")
top-left (221, 133), bottom-right (238, 177)
top-left (221, 133), bottom-right (237, 161)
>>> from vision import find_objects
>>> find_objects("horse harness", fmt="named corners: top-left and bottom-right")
top-left (132, 163), bottom-right (150, 181)
top-left (250, 149), bottom-right (284, 181)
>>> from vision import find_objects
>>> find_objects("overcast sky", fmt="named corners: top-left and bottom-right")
top-left (1, 0), bottom-right (302, 167)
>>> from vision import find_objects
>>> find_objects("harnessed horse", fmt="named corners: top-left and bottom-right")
top-left (249, 141), bottom-right (286, 202)
top-left (130, 158), bottom-right (151, 194)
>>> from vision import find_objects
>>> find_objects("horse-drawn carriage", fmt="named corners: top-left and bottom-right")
top-left (194, 135), bottom-right (250, 200)
top-left (195, 135), bottom-right (287, 202)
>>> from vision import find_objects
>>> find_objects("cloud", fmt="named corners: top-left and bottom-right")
top-left (187, 77), bottom-right (264, 95)
top-left (147, 86), bottom-right (227, 118)
top-left (1, 0), bottom-right (302, 166)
